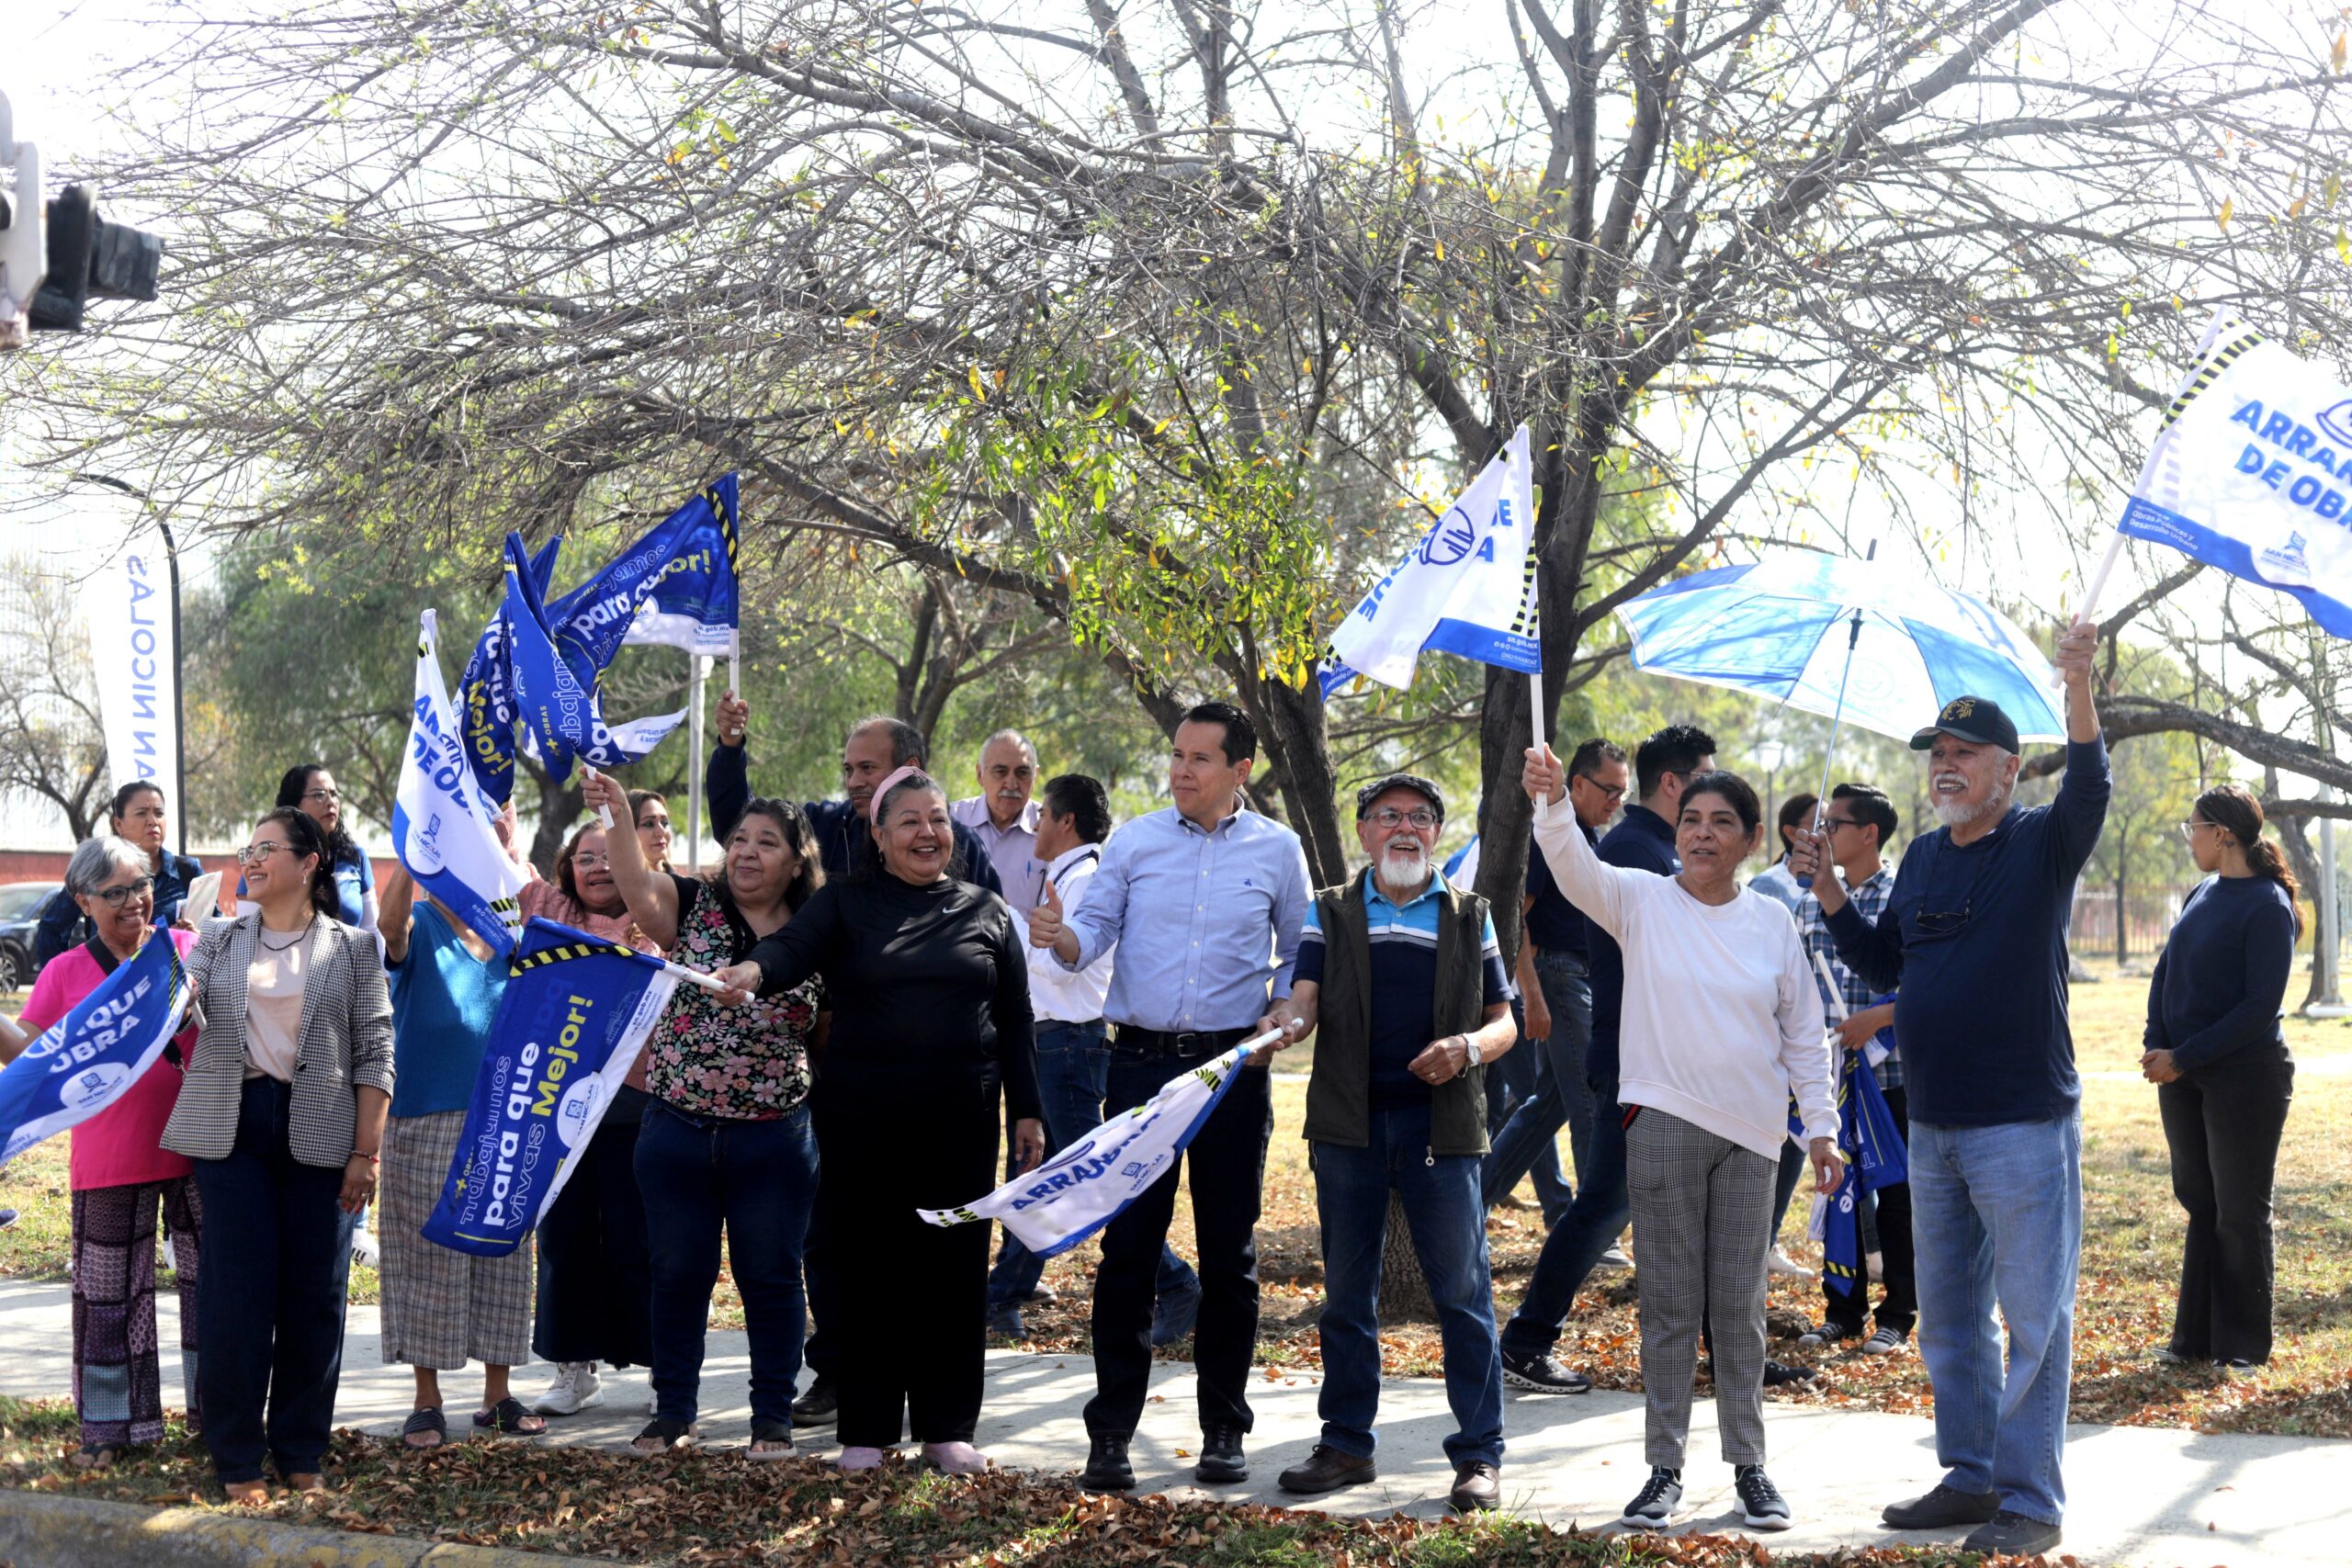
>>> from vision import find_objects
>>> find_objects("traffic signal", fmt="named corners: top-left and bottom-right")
top-left (28, 183), bottom-right (162, 332)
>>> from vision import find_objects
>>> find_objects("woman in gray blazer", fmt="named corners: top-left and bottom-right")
top-left (163, 807), bottom-right (393, 1501)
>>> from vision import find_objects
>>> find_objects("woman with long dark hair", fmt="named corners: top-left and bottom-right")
top-left (28, 782), bottom-right (207, 969)
top-left (628, 789), bottom-right (676, 873)
top-left (275, 764), bottom-right (377, 931)
top-left (163, 807), bottom-right (392, 1500)
top-left (2143, 784), bottom-right (2301, 1371)
top-left (712, 768), bottom-right (1043, 1476)
top-left (583, 770), bottom-right (826, 1461)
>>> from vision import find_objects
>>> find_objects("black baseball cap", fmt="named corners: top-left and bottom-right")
top-left (1910, 695), bottom-right (2020, 753)
top-left (1355, 773), bottom-right (1445, 820)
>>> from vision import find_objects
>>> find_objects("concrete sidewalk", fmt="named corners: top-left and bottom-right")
top-left (2, 1278), bottom-right (2344, 1567)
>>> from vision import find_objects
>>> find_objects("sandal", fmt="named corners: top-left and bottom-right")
top-left (746, 1417), bottom-right (794, 1462)
top-left (401, 1408), bottom-right (447, 1450)
top-left (69, 1443), bottom-right (125, 1472)
top-left (221, 1478), bottom-right (268, 1505)
top-left (633, 1416), bottom-right (696, 1455)
top-left (471, 1397), bottom-right (547, 1438)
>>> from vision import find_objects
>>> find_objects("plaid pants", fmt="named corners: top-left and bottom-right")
top-left (1624, 1109), bottom-right (1773, 1468)
top-left (72, 1179), bottom-right (202, 1447)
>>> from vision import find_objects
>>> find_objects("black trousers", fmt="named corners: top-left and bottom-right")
top-left (532, 1095), bottom-right (654, 1370)
top-left (2159, 1059), bottom-right (2294, 1365)
top-left (1085, 1046), bottom-right (1273, 1440)
top-left (816, 1090), bottom-right (997, 1448)
top-left (1823, 1084), bottom-right (1917, 1337)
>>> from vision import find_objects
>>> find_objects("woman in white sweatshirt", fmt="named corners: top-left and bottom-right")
top-left (1523, 745), bottom-right (1840, 1533)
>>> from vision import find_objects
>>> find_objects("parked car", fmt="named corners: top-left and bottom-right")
top-left (0, 880), bottom-right (62, 995)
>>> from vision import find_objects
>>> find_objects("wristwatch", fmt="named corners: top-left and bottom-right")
top-left (1462, 1034), bottom-right (1482, 1068)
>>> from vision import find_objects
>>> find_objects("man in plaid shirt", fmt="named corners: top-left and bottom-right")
top-left (1795, 783), bottom-right (1914, 1354)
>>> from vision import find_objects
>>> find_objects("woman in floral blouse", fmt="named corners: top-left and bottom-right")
top-left (584, 773), bottom-right (824, 1461)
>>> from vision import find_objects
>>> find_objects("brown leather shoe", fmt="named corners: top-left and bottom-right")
top-left (1276, 1444), bottom-right (1376, 1495)
top-left (1450, 1460), bottom-right (1501, 1512)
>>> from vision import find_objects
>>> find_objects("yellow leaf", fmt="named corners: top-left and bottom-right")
top-left (967, 366), bottom-right (986, 400)
top-left (2290, 195), bottom-right (2308, 219)
top-left (2217, 197), bottom-right (2233, 231)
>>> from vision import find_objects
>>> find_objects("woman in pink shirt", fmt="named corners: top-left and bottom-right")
top-left (6, 836), bottom-right (202, 1469)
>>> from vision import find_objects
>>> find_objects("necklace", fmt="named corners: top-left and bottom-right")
top-left (258, 919), bottom-right (311, 952)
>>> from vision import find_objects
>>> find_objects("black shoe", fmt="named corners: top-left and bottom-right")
top-left (1277, 1443), bottom-right (1375, 1495)
top-left (1962, 1510), bottom-right (2062, 1556)
top-left (1620, 1465), bottom-right (1682, 1529)
top-left (1760, 1359), bottom-right (1815, 1388)
top-left (1080, 1433), bottom-right (1135, 1492)
top-left (1735, 1464), bottom-right (1792, 1530)
top-left (1499, 1347), bottom-right (1592, 1393)
top-left (1882, 1483), bottom-right (2002, 1529)
top-left (1450, 1461), bottom-right (1501, 1513)
top-left (1020, 1284), bottom-right (1059, 1305)
top-left (1194, 1424), bottom-right (1247, 1483)
top-left (1150, 1278), bottom-right (1203, 1348)
top-left (789, 1375), bottom-right (838, 1427)
top-left (0, 1208), bottom-right (17, 1231)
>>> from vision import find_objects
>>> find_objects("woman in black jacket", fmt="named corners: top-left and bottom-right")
top-left (2142, 784), bottom-right (2300, 1372)
top-left (716, 768), bottom-right (1043, 1475)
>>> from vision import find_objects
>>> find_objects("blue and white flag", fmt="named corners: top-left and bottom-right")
top-left (423, 919), bottom-right (683, 1256)
top-left (2119, 313), bottom-right (2352, 637)
top-left (550, 474), bottom-right (742, 660)
top-left (393, 611), bottom-right (530, 953)
top-left (0, 934), bottom-right (188, 1168)
top-left (1322, 424), bottom-right (1542, 695)
top-left (503, 535), bottom-right (688, 784)
top-left (918, 1043), bottom-right (1257, 1258)
top-left (457, 535), bottom-right (561, 807)
top-left (1792, 1044), bottom-right (1909, 1299)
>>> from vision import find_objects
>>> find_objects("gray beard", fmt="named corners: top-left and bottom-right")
top-left (1932, 784), bottom-right (2012, 829)
top-left (1380, 849), bottom-right (1430, 889)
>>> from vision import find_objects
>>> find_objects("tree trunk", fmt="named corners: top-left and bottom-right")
top-left (1252, 676), bottom-right (1349, 888)
top-left (2274, 789), bottom-right (2327, 1009)
top-left (2115, 862), bottom-right (2129, 966)
top-left (1374, 1192), bottom-right (1436, 1323)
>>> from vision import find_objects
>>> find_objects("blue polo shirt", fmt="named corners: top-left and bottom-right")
top-left (1295, 877), bottom-right (1513, 1111)
top-left (1584, 805), bottom-right (1679, 1083)
top-left (1522, 823), bottom-right (1595, 959)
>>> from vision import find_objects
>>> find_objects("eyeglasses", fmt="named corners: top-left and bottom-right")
top-left (301, 788), bottom-right (340, 804)
top-left (1916, 898), bottom-right (1972, 936)
top-left (1366, 807), bottom-right (1440, 829)
top-left (1823, 815), bottom-right (1862, 834)
top-left (2177, 819), bottom-right (2211, 841)
top-left (235, 841), bottom-right (289, 865)
top-left (90, 876), bottom-right (155, 908)
top-left (1574, 777), bottom-right (1628, 803)
top-left (572, 852), bottom-right (612, 868)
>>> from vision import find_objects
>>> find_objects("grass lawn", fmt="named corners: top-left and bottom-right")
top-left (6, 963), bottom-right (2350, 1444)
top-left (0, 1394), bottom-right (2049, 1568)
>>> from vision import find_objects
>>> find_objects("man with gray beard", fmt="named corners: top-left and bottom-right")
top-left (1254, 773), bottom-right (1518, 1513)
top-left (1787, 621), bottom-right (2106, 1560)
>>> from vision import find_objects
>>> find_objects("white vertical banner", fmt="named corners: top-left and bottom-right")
top-left (84, 531), bottom-right (178, 798)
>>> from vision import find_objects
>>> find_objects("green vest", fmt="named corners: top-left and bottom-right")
top-left (1301, 868), bottom-right (1492, 1156)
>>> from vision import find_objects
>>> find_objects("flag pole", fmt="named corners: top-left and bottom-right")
top-left (685, 652), bottom-right (707, 874)
top-left (2075, 529), bottom-right (2127, 628)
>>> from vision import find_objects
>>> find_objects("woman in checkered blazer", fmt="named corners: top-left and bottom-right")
top-left (162, 807), bottom-right (393, 1503)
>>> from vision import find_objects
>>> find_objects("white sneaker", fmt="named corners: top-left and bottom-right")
top-left (533, 1361), bottom-right (605, 1416)
top-left (1861, 1327), bottom-right (1907, 1356)
top-left (1767, 1247), bottom-right (1817, 1280)
top-left (350, 1228), bottom-right (380, 1268)
top-left (1598, 1245), bottom-right (1633, 1269)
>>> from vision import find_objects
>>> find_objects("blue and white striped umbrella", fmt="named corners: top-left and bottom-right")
top-left (1612, 555), bottom-right (2066, 743)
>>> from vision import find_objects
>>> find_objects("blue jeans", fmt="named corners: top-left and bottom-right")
top-left (1480, 951), bottom-right (1592, 1217)
top-left (1500, 1066), bottom-right (1629, 1359)
top-left (1313, 1105), bottom-right (1503, 1468)
top-left (1908, 1114), bottom-right (2082, 1525)
top-left (634, 1100), bottom-right (820, 1428)
top-left (987, 1020), bottom-right (1197, 1311)
top-left (189, 1077), bottom-right (356, 1484)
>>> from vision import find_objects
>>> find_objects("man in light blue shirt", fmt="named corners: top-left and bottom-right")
top-left (1028, 701), bottom-right (1309, 1494)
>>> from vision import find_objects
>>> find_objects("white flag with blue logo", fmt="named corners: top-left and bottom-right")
top-left (393, 611), bottom-right (531, 953)
top-left (2119, 313), bottom-right (2352, 637)
top-left (0, 933), bottom-right (189, 1168)
top-left (918, 1043), bottom-right (1254, 1258)
top-left (1322, 424), bottom-right (1543, 694)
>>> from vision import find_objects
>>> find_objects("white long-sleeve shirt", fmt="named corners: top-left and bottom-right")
top-left (1533, 800), bottom-right (1836, 1159)
top-left (1019, 842), bottom-right (1114, 1023)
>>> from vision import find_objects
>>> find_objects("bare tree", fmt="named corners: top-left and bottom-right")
top-left (0, 560), bottom-right (109, 841)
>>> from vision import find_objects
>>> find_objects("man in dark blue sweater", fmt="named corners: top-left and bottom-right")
top-left (1790, 623), bottom-right (2106, 1560)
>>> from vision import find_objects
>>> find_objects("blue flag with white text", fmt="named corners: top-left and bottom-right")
top-left (422, 919), bottom-right (682, 1256)
top-left (1792, 1044), bottom-right (1909, 1298)
top-left (0, 934), bottom-right (188, 1168)
top-left (549, 474), bottom-right (741, 660)
top-left (392, 611), bottom-right (530, 953)
top-left (458, 535), bottom-right (561, 806)
top-left (502, 536), bottom-right (689, 784)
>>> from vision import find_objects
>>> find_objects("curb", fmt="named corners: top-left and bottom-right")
top-left (0, 1488), bottom-right (559, 1567)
